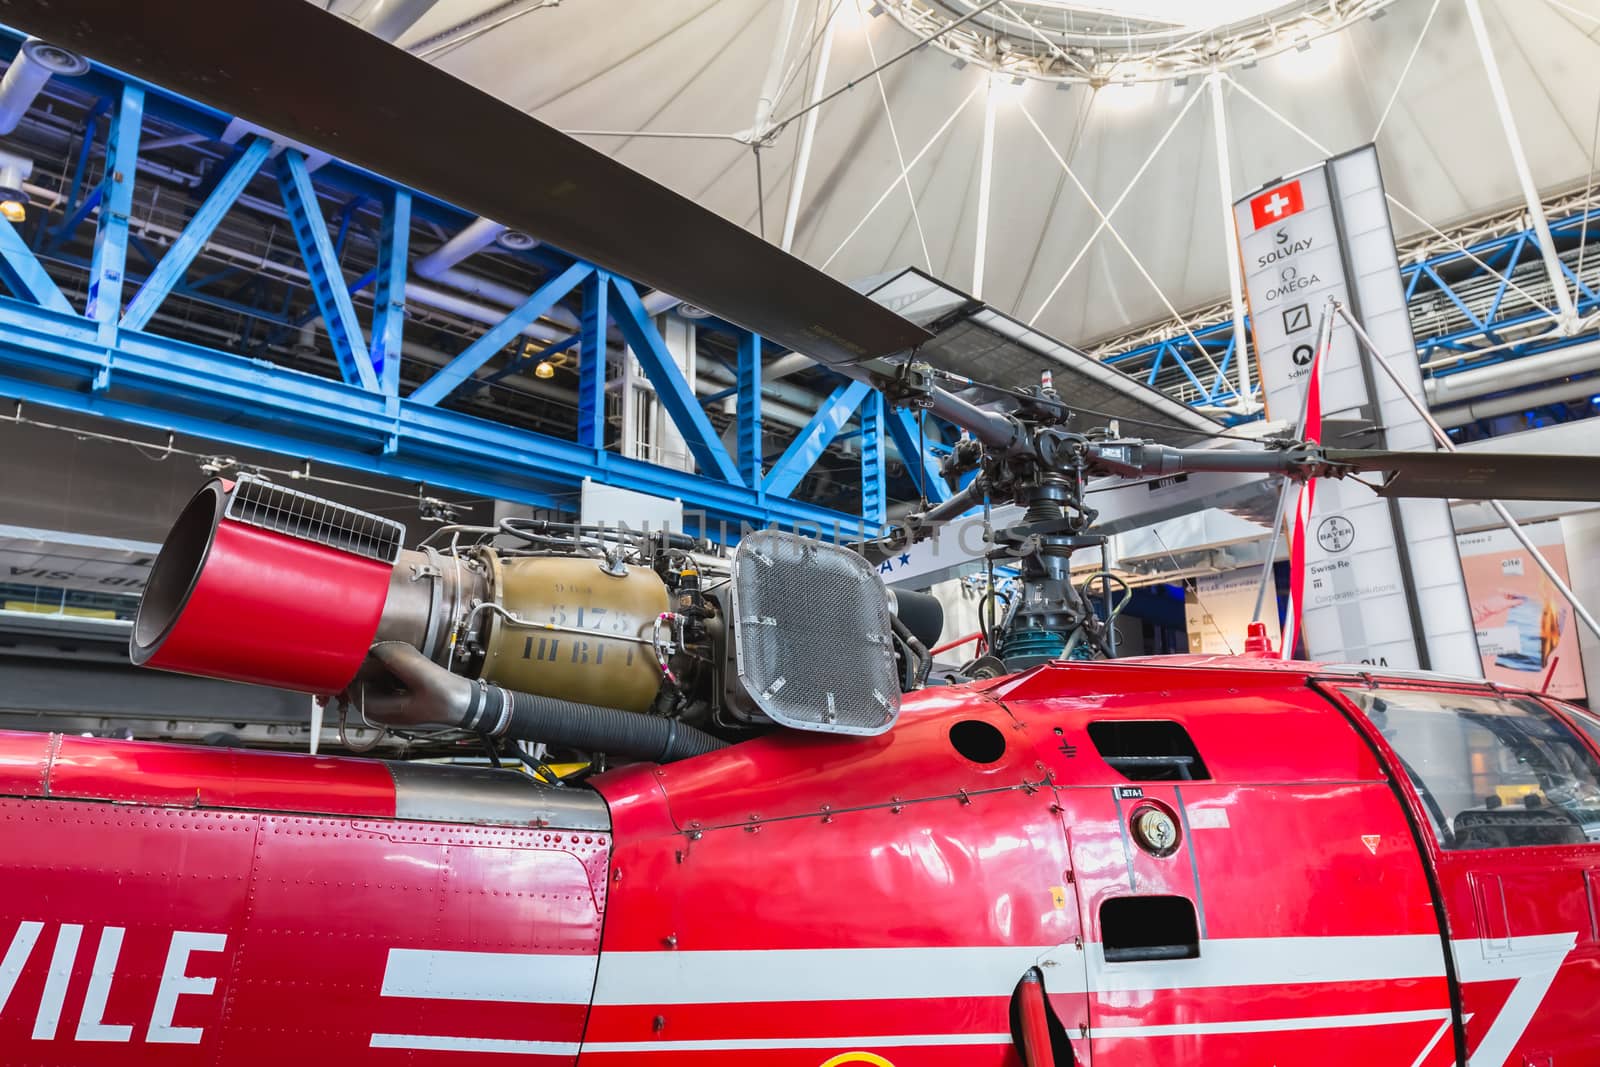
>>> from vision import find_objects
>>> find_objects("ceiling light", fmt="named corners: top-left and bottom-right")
top-left (496, 230), bottom-right (538, 251)
top-left (20, 38), bottom-right (89, 78)
top-left (677, 304), bottom-right (712, 320)
top-left (534, 360), bottom-right (555, 379)
top-left (0, 149), bottom-right (32, 226)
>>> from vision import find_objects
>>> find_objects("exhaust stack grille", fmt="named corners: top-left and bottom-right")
top-left (225, 473), bottom-right (404, 563)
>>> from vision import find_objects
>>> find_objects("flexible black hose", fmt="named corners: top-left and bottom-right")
top-left (493, 688), bottom-right (727, 763)
top-left (364, 642), bottom-right (727, 763)
top-left (891, 614), bottom-right (932, 689)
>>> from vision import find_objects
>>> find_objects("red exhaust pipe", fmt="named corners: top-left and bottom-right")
top-left (130, 476), bottom-right (402, 694)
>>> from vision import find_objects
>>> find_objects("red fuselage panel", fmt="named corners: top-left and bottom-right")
top-left (2, 659), bottom-right (1596, 1064)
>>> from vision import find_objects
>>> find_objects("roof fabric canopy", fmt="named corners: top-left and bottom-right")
top-left (374, 0), bottom-right (1600, 349)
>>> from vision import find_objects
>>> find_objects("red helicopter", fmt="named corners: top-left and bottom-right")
top-left (4, 3), bottom-right (1600, 1066)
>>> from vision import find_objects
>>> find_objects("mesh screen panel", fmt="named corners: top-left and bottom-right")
top-left (731, 531), bottom-right (900, 736)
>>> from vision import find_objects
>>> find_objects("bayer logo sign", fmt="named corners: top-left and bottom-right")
top-left (1316, 515), bottom-right (1355, 553)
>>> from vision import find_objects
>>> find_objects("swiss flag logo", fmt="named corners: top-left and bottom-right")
top-left (1250, 180), bottom-right (1305, 229)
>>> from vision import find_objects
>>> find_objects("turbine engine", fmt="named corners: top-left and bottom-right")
top-left (130, 475), bottom-right (942, 762)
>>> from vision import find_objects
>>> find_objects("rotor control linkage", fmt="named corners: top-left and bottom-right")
top-left (1086, 440), bottom-right (1341, 481)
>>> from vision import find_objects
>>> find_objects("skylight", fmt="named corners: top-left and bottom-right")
top-left (876, 0), bottom-right (1394, 84)
top-left (1021, 1), bottom-right (1298, 28)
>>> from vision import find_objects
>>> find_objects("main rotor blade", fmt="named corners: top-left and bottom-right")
top-left (1322, 448), bottom-right (1600, 502)
top-left (3, 0), bottom-right (930, 366)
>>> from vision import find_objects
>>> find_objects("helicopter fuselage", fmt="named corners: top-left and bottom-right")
top-left (0, 656), bottom-right (1595, 1066)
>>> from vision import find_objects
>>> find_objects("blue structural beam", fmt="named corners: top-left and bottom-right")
top-left (764, 380), bottom-right (870, 498)
top-left (736, 330), bottom-right (762, 487)
top-left (885, 406), bottom-right (952, 503)
top-left (0, 31), bottom-right (915, 537)
top-left (0, 296), bottom-right (871, 537)
top-left (609, 276), bottom-right (743, 485)
top-left (0, 219), bottom-right (73, 314)
top-left (121, 136), bottom-right (272, 332)
top-left (276, 149), bottom-right (379, 392)
top-left (371, 188), bottom-right (410, 398)
top-left (411, 261), bottom-right (591, 406)
top-left (576, 268), bottom-right (607, 450)
top-left (85, 85), bottom-right (144, 346)
top-left (860, 390), bottom-right (886, 525)
top-left (1107, 201), bottom-right (1600, 412)
top-left (44, 99), bottom-right (107, 255)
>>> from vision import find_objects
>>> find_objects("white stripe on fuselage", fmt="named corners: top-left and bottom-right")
top-left (1089, 1008), bottom-right (1451, 1039)
top-left (590, 945), bottom-right (1055, 1005)
top-left (380, 948), bottom-right (596, 1006)
top-left (578, 1033), bottom-right (1014, 1054)
top-left (361, 935), bottom-right (1576, 1059)
top-left (590, 936), bottom-right (1451, 1005)
top-left (1451, 932), bottom-right (1577, 1067)
top-left (370, 1033), bottom-right (580, 1056)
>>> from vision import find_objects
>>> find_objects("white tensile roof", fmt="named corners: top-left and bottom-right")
top-left (367, 0), bottom-right (1599, 350)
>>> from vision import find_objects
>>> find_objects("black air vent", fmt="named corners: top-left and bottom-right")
top-left (1100, 896), bottom-right (1199, 963)
top-left (1087, 720), bottom-right (1209, 781)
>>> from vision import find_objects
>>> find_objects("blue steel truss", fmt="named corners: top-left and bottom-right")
top-left (277, 148), bottom-right (379, 392)
top-left (0, 34), bottom-right (956, 539)
top-left (1105, 201), bottom-right (1600, 417)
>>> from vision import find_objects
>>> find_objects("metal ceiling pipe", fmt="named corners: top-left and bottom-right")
top-left (91, 198), bottom-right (573, 349)
top-left (412, 216), bottom-right (506, 279)
top-left (763, 350), bottom-right (816, 383)
top-left (0, 39), bottom-right (88, 136)
top-left (751, 0), bottom-right (802, 142)
top-left (694, 363), bottom-right (867, 444)
top-left (403, 279), bottom-right (570, 344)
top-left (1425, 339), bottom-right (1600, 406)
top-left (102, 199), bottom-right (567, 348)
top-left (399, 340), bottom-right (577, 404)
top-left (1434, 377), bottom-right (1600, 429)
top-left (31, 183), bottom-right (772, 424)
top-left (780, 2), bottom-right (836, 253)
top-left (361, 0), bottom-right (443, 42)
top-left (423, 266), bottom-right (680, 333)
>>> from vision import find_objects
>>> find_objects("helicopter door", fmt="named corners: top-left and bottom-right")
top-left (1057, 780), bottom-right (1204, 1065)
top-left (1340, 685), bottom-right (1600, 1066)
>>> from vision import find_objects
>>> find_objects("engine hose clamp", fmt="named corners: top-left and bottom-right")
top-left (656, 717), bottom-right (679, 763)
top-left (463, 678), bottom-right (487, 732)
top-left (489, 687), bottom-right (513, 739)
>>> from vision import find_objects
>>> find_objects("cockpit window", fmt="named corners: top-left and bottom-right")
top-left (1344, 687), bottom-right (1600, 850)
top-left (1558, 702), bottom-right (1600, 754)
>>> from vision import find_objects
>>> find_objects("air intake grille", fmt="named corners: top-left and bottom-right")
top-left (731, 530), bottom-right (900, 736)
top-left (225, 473), bottom-right (404, 563)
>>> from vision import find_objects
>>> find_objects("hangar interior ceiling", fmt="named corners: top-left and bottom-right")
top-left (385, 0), bottom-right (1600, 352)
